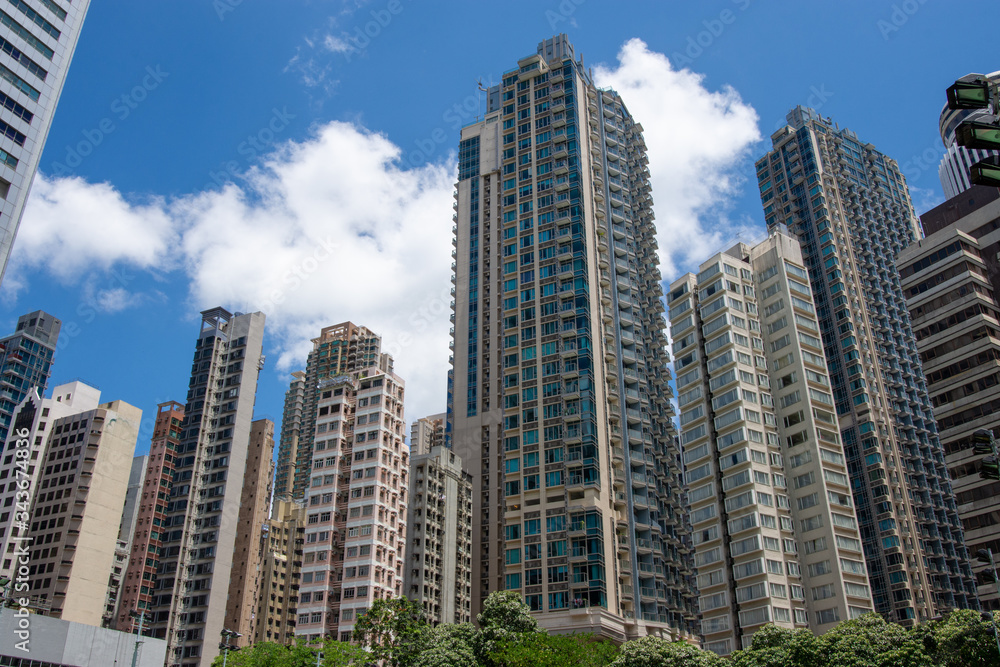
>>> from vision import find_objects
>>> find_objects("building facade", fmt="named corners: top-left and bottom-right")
top-left (899, 190), bottom-right (1000, 611)
top-left (103, 455), bottom-right (148, 627)
top-left (0, 310), bottom-right (60, 446)
top-left (292, 324), bottom-right (408, 643)
top-left (755, 106), bottom-right (977, 622)
top-left (254, 497), bottom-right (306, 645)
top-left (410, 413), bottom-right (446, 457)
top-left (275, 323), bottom-right (389, 502)
top-left (116, 401), bottom-right (184, 632)
top-left (146, 307), bottom-right (266, 667)
top-left (11, 396), bottom-right (141, 625)
top-left (0, 0), bottom-right (91, 285)
top-left (448, 35), bottom-right (697, 641)
top-left (0, 381), bottom-right (101, 583)
top-left (223, 418), bottom-right (275, 643)
top-left (669, 233), bottom-right (872, 654)
top-left (404, 444), bottom-right (473, 625)
top-left (938, 71), bottom-right (1000, 200)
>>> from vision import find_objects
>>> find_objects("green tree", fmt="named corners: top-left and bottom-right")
top-left (489, 631), bottom-right (618, 667)
top-left (609, 636), bottom-right (722, 667)
top-left (924, 609), bottom-right (1000, 667)
top-left (474, 591), bottom-right (538, 666)
top-left (411, 623), bottom-right (479, 667)
top-left (729, 624), bottom-right (822, 667)
top-left (352, 597), bottom-right (429, 667)
top-left (209, 638), bottom-right (366, 667)
top-left (819, 613), bottom-right (930, 667)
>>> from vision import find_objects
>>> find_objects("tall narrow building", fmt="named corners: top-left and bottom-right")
top-left (254, 497), bottom-right (306, 645)
top-left (0, 310), bottom-right (60, 446)
top-left (147, 307), bottom-right (266, 667)
top-left (899, 190), bottom-right (1000, 611)
top-left (404, 443), bottom-right (473, 625)
top-left (103, 454), bottom-right (149, 628)
top-left (275, 323), bottom-right (389, 502)
top-left (116, 401), bottom-right (184, 632)
top-left (290, 324), bottom-right (408, 643)
top-left (754, 107), bottom-right (978, 623)
top-left (448, 35), bottom-right (697, 641)
top-left (0, 0), bottom-right (91, 285)
top-left (669, 232), bottom-right (872, 654)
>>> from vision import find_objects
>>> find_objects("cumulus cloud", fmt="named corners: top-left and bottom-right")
top-left (8, 39), bottom-right (765, 421)
top-left (594, 38), bottom-right (762, 279)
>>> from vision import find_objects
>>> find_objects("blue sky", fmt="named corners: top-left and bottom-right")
top-left (2, 0), bottom-right (995, 454)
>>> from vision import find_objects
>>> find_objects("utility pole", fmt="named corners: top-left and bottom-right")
top-left (129, 610), bottom-right (149, 667)
top-left (975, 548), bottom-right (1000, 657)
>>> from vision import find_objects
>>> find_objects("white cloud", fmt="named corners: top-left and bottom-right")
top-left (8, 39), bottom-right (766, 422)
top-left (324, 35), bottom-right (353, 54)
top-left (594, 38), bottom-right (762, 280)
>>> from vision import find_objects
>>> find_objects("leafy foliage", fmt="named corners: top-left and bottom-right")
top-left (352, 596), bottom-right (430, 667)
top-left (209, 638), bottom-right (367, 667)
top-left (489, 631), bottom-right (618, 667)
top-left (474, 591), bottom-right (539, 666)
top-left (609, 635), bottom-right (722, 667)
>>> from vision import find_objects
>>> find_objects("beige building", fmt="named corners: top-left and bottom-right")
top-left (292, 323), bottom-right (408, 643)
top-left (224, 418), bottom-right (275, 642)
top-left (15, 398), bottom-right (141, 625)
top-left (448, 35), bottom-right (697, 641)
top-left (254, 497), bottom-right (306, 644)
top-left (102, 455), bottom-right (148, 627)
top-left (0, 381), bottom-right (102, 584)
top-left (404, 444), bottom-right (473, 625)
top-left (899, 190), bottom-right (1000, 611)
top-left (669, 232), bottom-right (872, 654)
top-left (410, 413), bottom-right (447, 457)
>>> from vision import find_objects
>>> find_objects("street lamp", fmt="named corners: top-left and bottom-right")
top-left (947, 75), bottom-right (993, 109)
top-left (129, 610), bottom-right (152, 667)
top-left (975, 549), bottom-right (1000, 656)
top-left (220, 628), bottom-right (242, 667)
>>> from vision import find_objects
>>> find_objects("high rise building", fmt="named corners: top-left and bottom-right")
top-left (404, 443), bottom-right (473, 625)
top-left (669, 232), bottom-right (872, 654)
top-left (410, 412), bottom-right (446, 456)
top-left (147, 307), bottom-right (266, 667)
top-left (754, 106), bottom-right (978, 623)
top-left (275, 323), bottom-right (389, 502)
top-left (0, 0), bottom-right (91, 285)
top-left (291, 324), bottom-right (408, 643)
top-left (116, 401), bottom-right (184, 632)
top-left (0, 310), bottom-right (60, 446)
top-left (448, 34), bottom-right (697, 641)
top-left (224, 418), bottom-right (275, 643)
top-left (254, 497), bottom-right (306, 645)
top-left (0, 392), bottom-right (141, 625)
top-left (102, 455), bottom-right (148, 628)
top-left (938, 71), bottom-right (1000, 200)
top-left (899, 189), bottom-right (1000, 611)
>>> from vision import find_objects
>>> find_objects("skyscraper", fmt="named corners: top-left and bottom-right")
top-left (898, 190), bottom-right (1000, 611)
top-left (116, 401), bottom-right (184, 632)
top-left (754, 107), bottom-right (977, 623)
top-left (938, 71), bottom-right (1000, 200)
top-left (147, 307), bottom-right (266, 667)
top-left (0, 0), bottom-right (90, 285)
top-left (275, 323), bottom-right (389, 502)
top-left (669, 232), bottom-right (872, 654)
top-left (254, 497), bottom-right (306, 645)
top-left (448, 35), bottom-right (697, 641)
top-left (404, 443), bottom-right (473, 625)
top-left (0, 390), bottom-right (141, 626)
top-left (289, 323), bottom-right (408, 643)
top-left (0, 310), bottom-right (60, 446)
